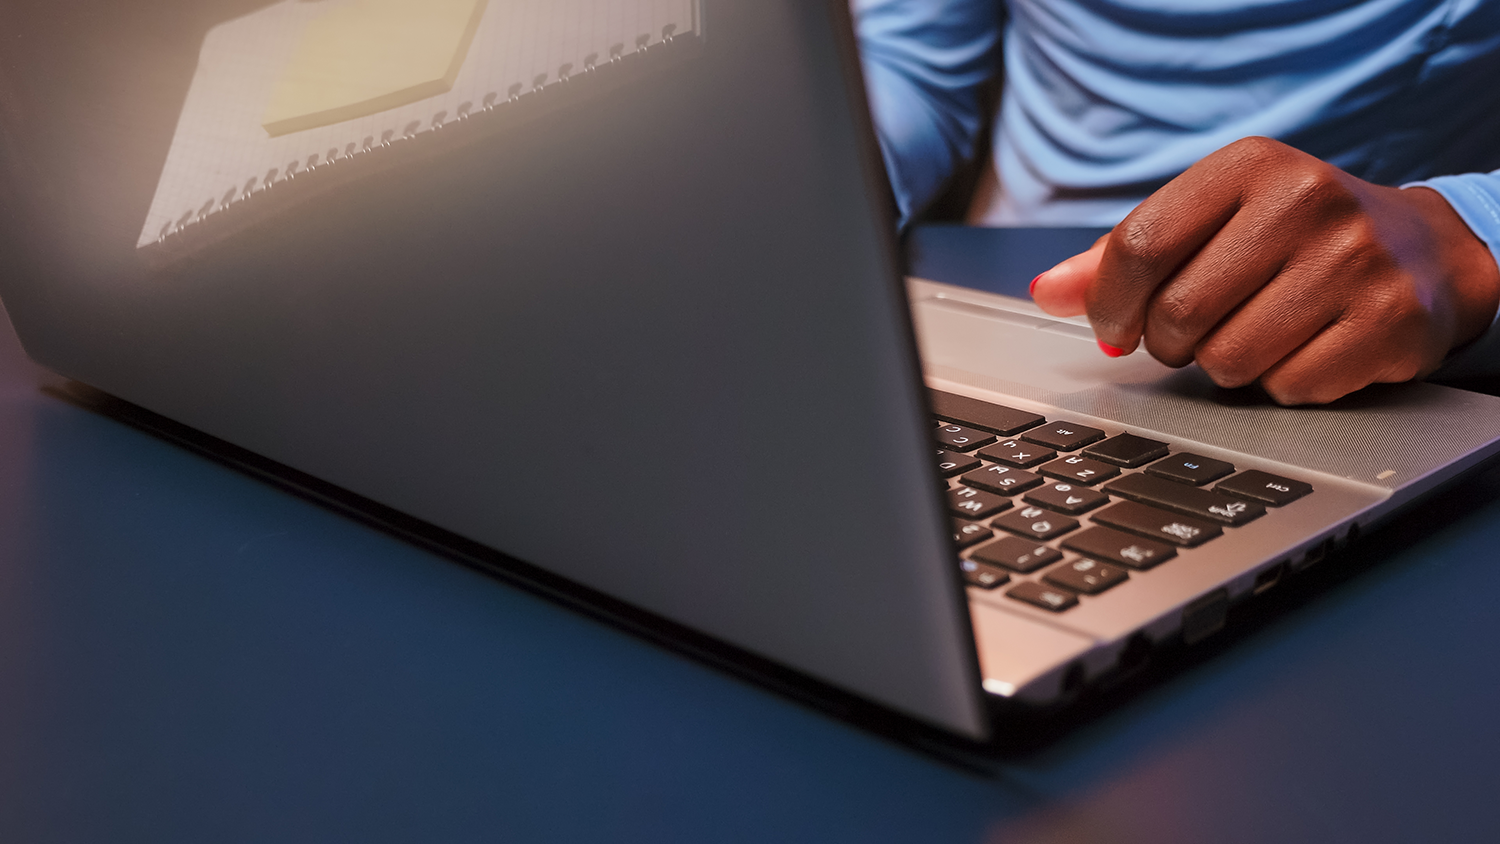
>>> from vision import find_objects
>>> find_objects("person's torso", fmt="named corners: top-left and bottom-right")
top-left (976, 0), bottom-right (1500, 225)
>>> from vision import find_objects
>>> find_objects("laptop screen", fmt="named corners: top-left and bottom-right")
top-left (0, 1), bottom-right (991, 738)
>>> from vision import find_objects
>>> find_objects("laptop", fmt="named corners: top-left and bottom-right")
top-left (3, 0), bottom-right (1499, 745)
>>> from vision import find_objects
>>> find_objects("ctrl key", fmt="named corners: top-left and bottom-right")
top-left (960, 559), bottom-right (1010, 589)
top-left (1216, 470), bottom-right (1313, 506)
top-left (1006, 581), bottom-right (1078, 612)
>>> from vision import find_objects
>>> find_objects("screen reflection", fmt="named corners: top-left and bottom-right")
top-left (139, 0), bottom-right (702, 255)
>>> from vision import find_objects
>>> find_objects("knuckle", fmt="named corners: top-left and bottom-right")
top-left (1224, 135), bottom-right (1284, 164)
top-left (1195, 341), bottom-right (1258, 388)
top-left (1143, 336), bottom-right (1194, 369)
top-left (1329, 218), bottom-right (1393, 269)
top-left (1259, 378), bottom-right (1304, 406)
top-left (1343, 215), bottom-right (1383, 249)
top-left (1259, 356), bottom-right (1336, 405)
top-left (1374, 339), bottom-right (1432, 383)
top-left (1261, 375), bottom-right (1328, 406)
top-left (1281, 167), bottom-right (1348, 213)
top-left (1387, 356), bottom-right (1424, 383)
top-left (1216, 136), bottom-right (1304, 181)
top-left (1109, 217), bottom-right (1170, 270)
top-left (1358, 284), bottom-right (1429, 336)
top-left (1151, 287), bottom-right (1214, 335)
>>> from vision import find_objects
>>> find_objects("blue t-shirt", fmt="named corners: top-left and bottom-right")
top-left (855, 0), bottom-right (1500, 375)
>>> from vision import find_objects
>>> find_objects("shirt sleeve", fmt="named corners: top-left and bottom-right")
top-left (1407, 170), bottom-right (1500, 379)
top-left (851, 0), bottom-right (1002, 227)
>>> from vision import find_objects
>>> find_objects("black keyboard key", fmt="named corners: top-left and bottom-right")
top-left (1044, 558), bottom-right (1130, 595)
top-left (952, 520), bottom-right (994, 548)
top-left (934, 423), bottom-right (996, 452)
top-left (1085, 433), bottom-right (1170, 467)
top-left (993, 505), bottom-right (1078, 541)
top-left (1104, 473), bottom-right (1266, 526)
top-left (1007, 582), bottom-right (1078, 612)
top-left (929, 391), bottom-right (1045, 436)
top-left (947, 486), bottom-right (1011, 520)
top-left (1063, 526), bottom-right (1176, 570)
top-left (1093, 501), bottom-right (1221, 547)
top-left (960, 559), bottom-right (1009, 589)
top-left (1021, 421), bottom-right (1106, 452)
top-left (969, 535), bottom-right (1062, 573)
top-left (1216, 470), bottom-right (1313, 506)
top-left (1024, 482), bottom-right (1109, 515)
top-left (1039, 455), bottom-right (1121, 485)
top-left (960, 464), bottom-right (1044, 495)
top-left (936, 448), bottom-right (981, 478)
top-left (1147, 452), bottom-right (1235, 485)
top-left (976, 439), bottom-right (1056, 469)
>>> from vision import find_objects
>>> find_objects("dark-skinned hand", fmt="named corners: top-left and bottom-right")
top-left (1030, 136), bottom-right (1500, 405)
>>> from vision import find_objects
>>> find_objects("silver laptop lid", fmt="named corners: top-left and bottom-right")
top-left (0, 1), bottom-right (988, 736)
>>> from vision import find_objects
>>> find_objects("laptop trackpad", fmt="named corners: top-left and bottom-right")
top-left (911, 295), bottom-right (1180, 395)
top-left (911, 291), bottom-right (1500, 486)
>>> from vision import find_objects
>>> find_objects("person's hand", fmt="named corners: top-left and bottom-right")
top-left (1029, 137), bottom-right (1500, 405)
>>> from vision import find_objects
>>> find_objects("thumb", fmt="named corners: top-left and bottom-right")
top-left (1030, 237), bottom-right (1105, 318)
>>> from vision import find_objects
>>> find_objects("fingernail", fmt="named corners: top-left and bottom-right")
top-left (1097, 339), bottom-right (1126, 358)
top-left (1029, 274), bottom-right (1043, 297)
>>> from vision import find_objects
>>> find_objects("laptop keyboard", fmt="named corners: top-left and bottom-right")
top-left (932, 391), bottom-right (1313, 613)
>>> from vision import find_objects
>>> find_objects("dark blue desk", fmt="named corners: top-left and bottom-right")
top-left (4, 228), bottom-right (1499, 842)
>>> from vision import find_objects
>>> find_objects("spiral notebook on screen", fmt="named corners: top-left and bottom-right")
top-left (138, 0), bottom-right (702, 257)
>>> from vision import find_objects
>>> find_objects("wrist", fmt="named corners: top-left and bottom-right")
top-left (1402, 185), bottom-right (1500, 351)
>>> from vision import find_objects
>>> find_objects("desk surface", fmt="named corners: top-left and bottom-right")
top-left (3, 227), bottom-right (1499, 843)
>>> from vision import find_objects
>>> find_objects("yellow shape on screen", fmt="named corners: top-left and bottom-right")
top-left (262, 0), bottom-right (488, 137)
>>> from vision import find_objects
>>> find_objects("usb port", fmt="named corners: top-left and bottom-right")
top-left (1293, 538), bottom-right (1332, 571)
top-left (1182, 589), bottom-right (1228, 645)
top-left (1252, 562), bottom-right (1286, 595)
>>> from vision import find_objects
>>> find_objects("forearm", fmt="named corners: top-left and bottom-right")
top-left (852, 0), bottom-right (1002, 226)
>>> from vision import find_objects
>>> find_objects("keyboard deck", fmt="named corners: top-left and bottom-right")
top-left (932, 391), bottom-right (1313, 613)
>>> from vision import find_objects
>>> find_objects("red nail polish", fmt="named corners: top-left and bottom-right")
top-left (1097, 339), bottom-right (1126, 358)
top-left (1029, 274), bottom-right (1042, 296)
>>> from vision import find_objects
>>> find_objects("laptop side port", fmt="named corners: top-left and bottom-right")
top-left (1060, 661), bottom-right (1085, 698)
top-left (1095, 632), bottom-right (1153, 692)
top-left (1293, 537), bottom-right (1333, 572)
top-left (1252, 561), bottom-right (1287, 595)
top-left (1181, 588), bottom-right (1228, 645)
top-left (1117, 632), bottom-right (1152, 673)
